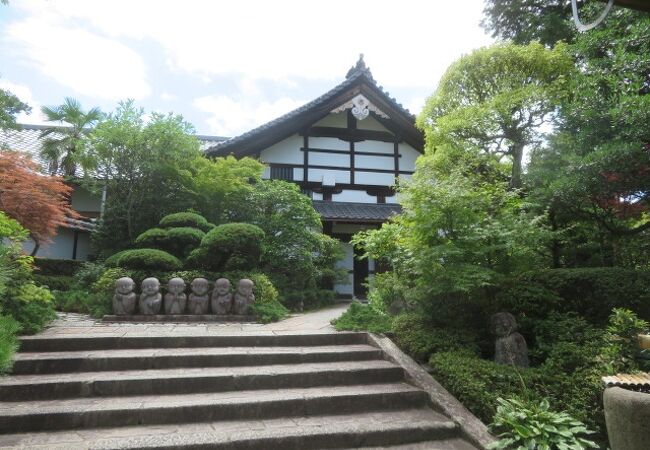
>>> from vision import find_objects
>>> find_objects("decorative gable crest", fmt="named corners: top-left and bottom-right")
top-left (331, 94), bottom-right (390, 121)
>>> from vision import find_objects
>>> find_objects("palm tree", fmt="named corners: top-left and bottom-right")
top-left (40, 97), bottom-right (103, 176)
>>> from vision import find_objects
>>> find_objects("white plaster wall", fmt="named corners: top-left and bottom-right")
top-left (313, 112), bottom-right (347, 128)
top-left (399, 143), bottom-right (420, 172)
top-left (70, 186), bottom-right (102, 215)
top-left (262, 166), bottom-right (271, 179)
top-left (356, 115), bottom-right (389, 131)
top-left (334, 241), bottom-right (354, 296)
top-left (332, 189), bottom-right (376, 203)
top-left (355, 154), bottom-right (394, 171)
top-left (332, 223), bottom-right (376, 234)
top-left (355, 171), bottom-right (396, 186)
top-left (312, 192), bottom-right (323, 201)
top-left (260, 134), bottom-right (303, 165)
top-left (355, 141), bottom-right (394, 154)
top-left (22, 228), bottom-right (92, 260)
top-left (308, 169), bottom-right (350, 184)
top-left (309, 152), bottom-right (349, 168)
top-left (308, 137), bottom-right (349, 151)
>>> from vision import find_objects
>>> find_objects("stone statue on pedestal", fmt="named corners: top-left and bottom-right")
top-left (113, 277), bottom-right (136, 315)
top-left (188, 278), bottom-right (210, 314)
top-left (211, 278), bottom-right (232, 315)
top-left (139, 277), bottom-right (162, 315)
top-left (164, 277), bottom-right (187, 315)
top-left (492, 312), bottom-right (529, 367)
top-left (233, 279), bottom-right (255, 315)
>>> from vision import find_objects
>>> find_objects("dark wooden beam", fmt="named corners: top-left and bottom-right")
top-left (300, 147), bottom-right (400, 158)
top-left (304, 126), bottom-right (398, 143)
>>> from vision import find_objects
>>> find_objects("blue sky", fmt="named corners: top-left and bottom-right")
top-left (0, 0), bottom-right (493, 137)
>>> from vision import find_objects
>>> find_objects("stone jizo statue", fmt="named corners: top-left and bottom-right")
top-left (233, 278), bottom-right (255, 315)
top-left (188, 278), bottom-right (210, 315)
top-left (491, 312), bottom-right (529, 367)
top-left (164, 277), bottom-right (187, 314)
top-left (113, 277), bottom-right (136, 315)
top-left (211, 278), bottom-right (233, 315)
top-left (139, 277), bottom-right (162, 315)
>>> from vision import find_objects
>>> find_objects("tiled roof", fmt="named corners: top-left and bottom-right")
top-left (313, 201), bottom-right (401, 222)
top-left (0, 124), bottom-right (227, 164)
top-left (65, 217), bottom-right (97, 232)
top-left (206, 55), bottom-right (418, 157)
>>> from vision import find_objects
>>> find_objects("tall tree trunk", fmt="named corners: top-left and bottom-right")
top-left (509, 143), bottom-right (524, 189)
top-left (30, 236), bottom-right (40, 257)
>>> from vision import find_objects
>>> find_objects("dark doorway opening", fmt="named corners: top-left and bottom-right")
top-left (353, 245), bottom-right (369, 299)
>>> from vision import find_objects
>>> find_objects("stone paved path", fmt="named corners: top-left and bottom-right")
top-left (41, 303), bottom-right (350, 336)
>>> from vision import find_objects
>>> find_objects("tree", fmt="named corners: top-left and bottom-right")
top-left (418, 41), bottom-right (573, 188)
top-left (0, 151), bottom-right (77, 255)
top-left (40, 97), bottom-right (103, 176)
top-left (0, 86), bottom-right (30, 131)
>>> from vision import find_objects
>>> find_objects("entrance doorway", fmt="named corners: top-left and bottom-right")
top-left (353, 245), bottom-right (369, 299)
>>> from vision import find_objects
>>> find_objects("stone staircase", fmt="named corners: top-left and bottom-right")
top-left (0, 332), bottom-right (484, 449)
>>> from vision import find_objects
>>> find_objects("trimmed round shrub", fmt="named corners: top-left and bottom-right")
top-left (159, 212), bottom-right (213, 232)
top-left (199, 223), bottom-right (265, 271)
top-left (165, 227), bottom-right (205, 257)
top-left (104, 249), bottom-right (182, 271)
top-left (134, 228), bottom-right (168, 249)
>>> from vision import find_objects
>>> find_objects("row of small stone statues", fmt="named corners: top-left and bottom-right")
top-left (113, 276), bottom-right (255, 316)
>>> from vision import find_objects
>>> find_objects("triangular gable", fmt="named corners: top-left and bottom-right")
top-left (205, 55), bottom-right (424, 158)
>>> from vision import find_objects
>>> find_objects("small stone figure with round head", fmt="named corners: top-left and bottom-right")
top-left (164, 277), bottom-right (187, 314)
top-left (139, 277), bottom-right (162, 315)
top-left (491, 312), bottom-right (529, 367)
top-left (113, 277), bottom-right (136, 315)
top-left (211, 278), bottom-right (232, 315)
top-left (233, 278), bottom-right (255, 315)
top-left (188, 277), bottom-right (210, 314)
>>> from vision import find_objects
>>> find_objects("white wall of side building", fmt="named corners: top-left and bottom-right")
top-left (22, 228), bottom-right (92, 260)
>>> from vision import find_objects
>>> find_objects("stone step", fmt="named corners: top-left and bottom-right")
top-left (0, 408), bottom-right (461, 449)
top-left (11, 344), bottom-right (383, 375)
top-left (0, 360), bottom-right (403, 401)
top-left (18, 332), bottom-right (368, 352)
top-left (346, 439), bottom-right (479, 450)
top-left (0, 383), bottom-right (430, 433)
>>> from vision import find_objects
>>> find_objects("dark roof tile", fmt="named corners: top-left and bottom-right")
top-left (313, 201), bottom-right (401, 222)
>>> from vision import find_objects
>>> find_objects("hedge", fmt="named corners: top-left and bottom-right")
top-left (159, 212), bottom-right (213, 232)
top-left (496, 268), bottom-right (650, 325)
top-left (33, 275), bottom-right (74, 292)
top-left (33, 258), bottom-right (84, 276)
top-left (134, 228), bottom-right (168, 249)
top-left (104, 249), bottom-right (182, 271)
top-left (194, 223), bottom-right (265, 271)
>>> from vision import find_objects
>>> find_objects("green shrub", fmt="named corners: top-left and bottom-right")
top-left (33, 258), bottom-right (84, 276)
top-left (488, 397), bottom-right (598, 450)
top-left (392, 313), bottom-right (479, 361)
top-left (251, 299), bottom-right (288, 323)
top-left (33, 275), bottom-right (74, 292)
top-left (601, 308), bottom-right (649, 373)
top-left (0, 315), bottom-right (20, 374)
top-left (73, 262), bottom-right (107, 287)
top-left (165, 227), bottom-right (205, 257)
top-left (198, 223), bottom-right (265, 271)
top-left (497, 268), bottom-right (650, 324)
top-left (159, 212), bottom-right (213, 232)
top-left (105, 249), bottom-right (182, 271)
top-left (53, 289), bottom-right (94, 313)
top-left (3, 283), bottom-right (56, 334)
top-left (134, 228), bottom-right (169, 249)
top-left (331, 302), bottom-right (393, 334)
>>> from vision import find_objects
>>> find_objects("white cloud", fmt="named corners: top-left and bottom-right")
top-left (5, 15), bottom-right (150, 100)
top-left (12, 0), bottom-right (492, 88)
top-left (194, 95), bottom-right (305, 136)
top-left (160, 92), bottom-right (177, 101)
top-left (0, 79), bottom-right (48, 124)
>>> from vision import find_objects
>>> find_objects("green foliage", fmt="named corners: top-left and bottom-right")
top-left (105, 248), bottom-right (182, 271)
top-left (418, 41), bottom-right (573, 188)
top-left (33, 258), bottom-right (84, 277)
top-left (251, 299), bottom-right (288, 323)
top-left (488, 397), bottom-right (598, 450)
top-left (135, 226), bottom-right (205, 258)
top-left (601, 308), bottom-right (649, 373)
top-left (33, 275), bottom-right (73, 292)
top-left (331, 302), bottom-right (393, 334)
top-left (193, 223), bottom-right (265, 271)
top-left (0, 83), bottom-right (30, 131)
top-left (497, 268), bottom-right (650, 324)
top-left (0, 315), bottom-right (20, 375)
top-left (134, 228), bottom-right (168, 249)
top-left (392, 313), bottom-right (479, 361)
top-left (159, 212), bottom-right (213, 232)
top-left (3, 283), bottom-right (56, 334)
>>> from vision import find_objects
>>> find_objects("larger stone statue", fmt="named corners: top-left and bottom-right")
top-left (491, 312), bottom-right (529, 367)
top-left (164, 277), bottom-right (187, 315)
top-left (233, 278), bottom-right (255, 315)
top-left (113, 277), bottom-right (136, 315)
top-left (188, 277), bottom-right (210, 314)
top-left (139, 277), bottom-right (162, 315)
top-left (211, 278), bottom-right (232, 315)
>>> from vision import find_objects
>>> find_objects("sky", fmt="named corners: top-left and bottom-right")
top-left (0, 0), bottom-right (493, 138)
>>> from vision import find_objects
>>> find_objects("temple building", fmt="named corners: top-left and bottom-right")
top-left (206, 56), bottom-right (424, 298)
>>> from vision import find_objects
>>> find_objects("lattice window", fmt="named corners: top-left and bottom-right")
top-left (269, 165), bottom-right (294, 181)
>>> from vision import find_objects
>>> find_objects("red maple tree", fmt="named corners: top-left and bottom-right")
top-left (0, 151), bottom-right (78, 254)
